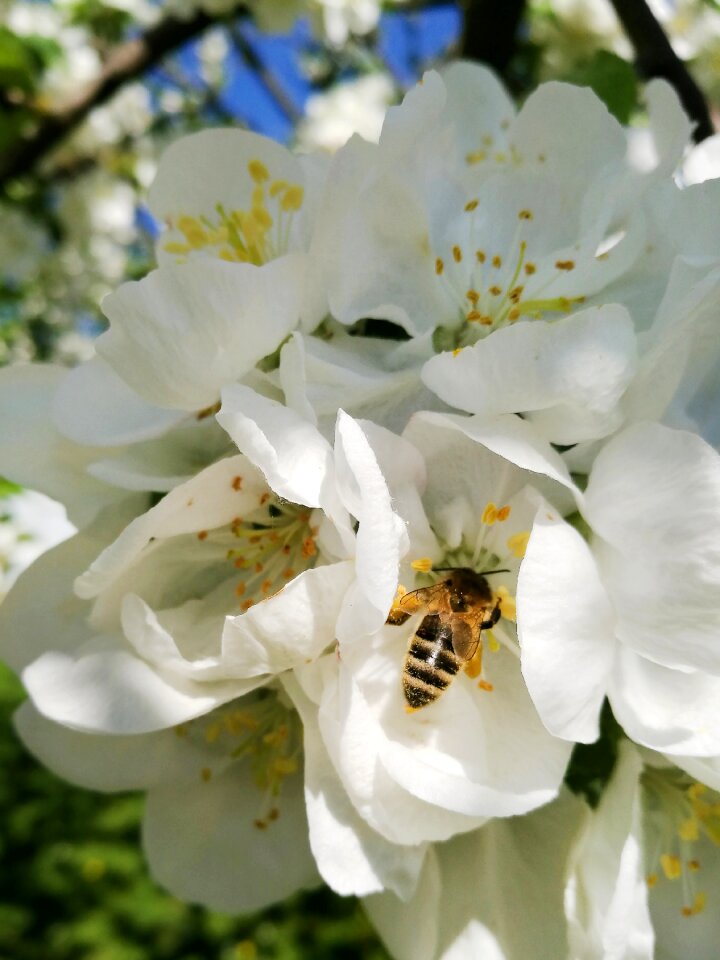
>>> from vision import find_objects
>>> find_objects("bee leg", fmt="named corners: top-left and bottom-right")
top-left (480, 601), bottom-right (501, 631)
top-left (386, 584), bottom-right (425, 625)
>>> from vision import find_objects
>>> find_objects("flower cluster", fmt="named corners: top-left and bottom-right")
top-left (2, 62), bottom-right (720, 958)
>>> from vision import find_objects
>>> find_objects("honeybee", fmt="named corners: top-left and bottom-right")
top-left (387, 568), bottom-right (503, 709)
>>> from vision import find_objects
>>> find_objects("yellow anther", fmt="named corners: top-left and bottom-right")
top-left (466, 310), bottom-right (482, 323)
top-left (452, 347), bottom-right (463, 357)
top-left (411, 557), bottom-right (433, 573)
top-left (476, 250), bottom-right (486, 264)
top-left (464, 199), bottom-right (479, 212)
top-left (524, 262), bottom-right (537, 275)
top-left (201, 767), bottom-right (212, 782)
top-left (679, 818), bottom-right (700, 841)
top-left (494, 152), bottom-right (507, 163)
top-left (251, 206), bottom-right (273, 230)
top-left (269, 179), bottom-right (288, 197)
top-left (205, 722), bottom-right (222, 744)
top-left (489, 285), bottom-right (502, 296)
top-left (241, 599), bottom-right (255, 611)
top-left (281, 185), bottom-right (304, 211)
top-left (688, 859), bottom-right (701, 872)
top-left (435, 257), bottom-right (444, 275)
top-left (492, 254), bottom-right (502, 268)
top-left (682, 891), bottom-right (706, 917)
top-left (466, 289), bottom-right (480, 304)
top-left (248, 159), bottom-right (270, 183)
top-left (482, 134), bottom-right (494, 146)
top-left (466, 150), bottom-right (487, 165)
top-left (494, 586), bottom-right (516, 622)
top-left (235, 582), bottom-right (246, 597)
top-left (646, 873), bottom-right (658, 888)
top-left (555, 259), bottom-right (576, 271)
top-left (661, 853), bottom-right (682, 880)
top-left (508, 308), bottom-right (520, 321)
top-left (497, 505), bottom-right (511, 521)
top-left (301, 536), bottom-right (316, 558)
top-left (518, 209), bottom-right (534, 220)
top-left (507, 531), bottom-right (530, 559)
top-left (452, 245), bottom-right (463, 263)
top-left (482, 503), bottom-right (498, 525)
top-left (163, 241), bottom-right (192, 255)
top-left (478, 679), bottom-right (494, 691)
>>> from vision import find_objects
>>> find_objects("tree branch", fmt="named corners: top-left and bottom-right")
top-left (0, 9), bottom-right (219, 188)
top-left (607, 0), bottom-right (714, 142)
top-left (460, 0), bottom-right (527, 79)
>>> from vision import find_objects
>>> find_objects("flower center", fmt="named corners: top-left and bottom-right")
top-left (642, 768), bottom-right (720, 918)
top-left (195, 486), bottom-right (319, 612)
top-left (432, 200), bottom-right (586, 350)
top-left (163, 159), bottom-right (304, 266)
top-left (176, 688), bottom-right (302, 829)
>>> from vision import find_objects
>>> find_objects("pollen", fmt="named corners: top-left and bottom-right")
top-left (661, 853), bottom-right (682, 880)
top-left (482, 503), bottom-right (498, 525)
top-left (507, 531), bottom-right (530, 558)
top-left (411, 557), bottom-right (433, 573)
top-left (281, 185), bottom-right (304, 212)
top-left (248, 159), bottom-right (270, 183)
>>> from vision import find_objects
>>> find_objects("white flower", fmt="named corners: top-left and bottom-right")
top-left (290, 413), bottom-right (578, 848)
top-left (518, 421), bottom-right (720, 753)
top-left (0, 489), bottom-right (74, 598)
top-left (148, 128), bottom-right (330, 329)
top-left (17, 395), bottom-right (403, 735)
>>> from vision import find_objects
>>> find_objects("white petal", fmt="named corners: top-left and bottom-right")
top-left (409, 411), bottom-right (580, 501)
top-left (642, 79), bottom-right (693, 178)
top-left (53, 356), bottom-right (185, 446)
top-left (585, 422), bottom-right (720, 674)
top-left (0, 364), bottom-right (119, 525)
top-left (566, 742), bottom-right (654, 960)
top-left (333, 411), bottom-right (406, 641)
top-left (217, 383), bottom-right (333, 507)
top-left (517, 508), bottom-right (616, 743)
top-left (221, 562), bottom-right (356, 676)
top-left (143, 765), bottom-right (320, 913)
top-left (75, 455), bottom-right (264, 599)
top-left (14, 701), bottom-right (210, 792)
top-left (99, 255), bottom-right (303, 410)
top-left (23, 636), bottom-right (251, 734)
top-left (422, 306), bottom-right (637, 443)
top-left (609, 647), bottom-right (720, 756)
top-left (0, 496), bottom-right (143, 672)
top-left (283, 673), bottom-right (426, 900)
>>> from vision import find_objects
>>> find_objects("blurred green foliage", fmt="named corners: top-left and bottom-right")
top-left (0, 663), bottom-right (389, 960)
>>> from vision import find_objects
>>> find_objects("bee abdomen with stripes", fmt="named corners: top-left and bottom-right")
top-left (402, 613), bottom-right (462, 709)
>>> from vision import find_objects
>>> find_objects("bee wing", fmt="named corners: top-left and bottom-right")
top-left (448, 618), bottom-right (481, 662)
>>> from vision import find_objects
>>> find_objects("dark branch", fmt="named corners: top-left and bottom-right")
top-left (608, 0), bottom-right (714, 142)
top-left (0, 9), bottom-right (218, 188)
top-left (460, 0), bottom-right (527, 78)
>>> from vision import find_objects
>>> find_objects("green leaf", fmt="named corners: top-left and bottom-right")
top-left (563, 50), bottom-right (640, 125)
top-left (0, 27), bottom-right (43, 94)
top-left (0, 476), bottom-right (22, 498)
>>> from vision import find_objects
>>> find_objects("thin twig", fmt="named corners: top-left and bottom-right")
top-left (608, 0), bottom-right (714, 142)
